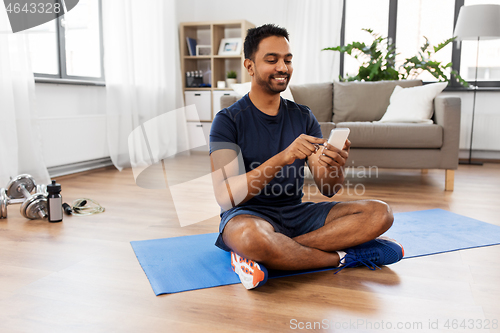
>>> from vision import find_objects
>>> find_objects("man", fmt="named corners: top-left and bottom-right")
top-left (209, 24), bottom-right (403, 290)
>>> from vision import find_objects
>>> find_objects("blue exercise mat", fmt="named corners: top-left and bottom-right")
top-left (131, 209), bottom-right (500, 295)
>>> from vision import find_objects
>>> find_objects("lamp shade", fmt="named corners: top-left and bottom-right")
top-left (454, 4), bottom-right (500, 40)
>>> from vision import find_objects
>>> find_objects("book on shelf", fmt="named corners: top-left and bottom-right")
top-left (186, 37), bottom-right (197, 56)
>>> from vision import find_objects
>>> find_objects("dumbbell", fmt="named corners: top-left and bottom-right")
top-left (36, 184), bottom-right (47, 195)
top-left (0, 188), bottom-right (26, 218)
top-left (0, 189), bottom-right (8, 218)
top-left (0, 175), bottom-right (37, 219)
top-left (5, 174), bottom-right (48, 220)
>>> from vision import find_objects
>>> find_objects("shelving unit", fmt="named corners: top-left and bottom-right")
top-left (180, 20), bottom-right (255, 122)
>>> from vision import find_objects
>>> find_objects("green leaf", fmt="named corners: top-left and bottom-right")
top-left (420, 37), bottom-right (430, 53)
top-left (434, 37), bottom-right (456, 53)
top-left (451, 69), bottom-right (469, 87)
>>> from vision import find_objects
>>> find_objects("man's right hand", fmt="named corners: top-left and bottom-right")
top-left (279, 134), bottom-right (327, 165)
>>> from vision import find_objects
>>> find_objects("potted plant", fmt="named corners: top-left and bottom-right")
top-left (226, 70), bottom-right (237, 88)
top-left (323, 28), bottom-right (468, 86)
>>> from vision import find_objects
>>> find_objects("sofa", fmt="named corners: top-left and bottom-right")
top-left (220, 80), bottom-right (461, 191)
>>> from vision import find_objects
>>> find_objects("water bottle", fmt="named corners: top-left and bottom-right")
top-left (47, 180), bottom-right (63, 223)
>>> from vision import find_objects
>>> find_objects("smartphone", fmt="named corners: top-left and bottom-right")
top-left (327, 128), bottom-right (350, 150)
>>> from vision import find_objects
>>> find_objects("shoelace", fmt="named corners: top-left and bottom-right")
top-left (333, 254), bottom-right (382, 274)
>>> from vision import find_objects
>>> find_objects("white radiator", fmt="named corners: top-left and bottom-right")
top-left (470, 113), bottom-right (500, 150)
top-left (38, 115), bottom-right (109, 168)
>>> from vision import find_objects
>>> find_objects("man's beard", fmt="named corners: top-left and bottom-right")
top-left (254, 70), bottom-right (290, 94)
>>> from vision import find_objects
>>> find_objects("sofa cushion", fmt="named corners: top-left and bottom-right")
top-left (336, 122), bottom-right (443, 148)
top-left (318, 122), bottom-right (336, 140)
top-left (289, 82), bottom-right (333, 122)
top-left (332, 80), bottom-right (423, 123)
top-left (379, 82), bottom-right (447, 124)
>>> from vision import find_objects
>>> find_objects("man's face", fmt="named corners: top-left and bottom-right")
top-left (247, 35), bottom-right (293, 94)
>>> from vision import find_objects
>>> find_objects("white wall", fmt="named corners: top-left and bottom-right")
top-left (175, 0), bottom-right (288, 27)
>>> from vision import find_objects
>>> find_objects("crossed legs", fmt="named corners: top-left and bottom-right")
top-left (222, 200), bottom-right (394, 271)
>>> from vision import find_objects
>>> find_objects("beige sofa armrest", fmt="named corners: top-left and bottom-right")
top-left (434, 96), bottom-right (461, 169)
top-left (220, 95), bottom-right (239, 110)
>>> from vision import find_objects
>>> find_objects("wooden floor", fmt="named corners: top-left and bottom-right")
top-left (1, 153), bottom-right (499, 332)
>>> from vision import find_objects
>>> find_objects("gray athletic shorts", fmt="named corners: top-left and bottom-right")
top-left (215, 201), bottom-right (339, 252)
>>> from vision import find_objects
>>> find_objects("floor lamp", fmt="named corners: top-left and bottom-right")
top-left (453, 4), bottom-right (500, 165)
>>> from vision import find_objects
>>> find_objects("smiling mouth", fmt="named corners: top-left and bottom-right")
top-left (271, 76), bottom-right (288, 83)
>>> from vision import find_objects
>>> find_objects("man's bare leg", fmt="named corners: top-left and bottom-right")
top-left (222, 200), bottom-right (393, 271)
top-left (293, 200), bottom-right (394, 252)
top-left (224, 216), bottom-right (341, 270)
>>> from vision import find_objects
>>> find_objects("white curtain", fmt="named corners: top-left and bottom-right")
top-left (0, 10), bottom-right (50, 186)
top-left (102, 0), bottom-right (189, 171)
top-left (285, 0), bottom-right (343, 84)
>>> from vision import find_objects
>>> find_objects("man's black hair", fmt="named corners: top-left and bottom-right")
top-left (244, 24), bottom-right (289, 60)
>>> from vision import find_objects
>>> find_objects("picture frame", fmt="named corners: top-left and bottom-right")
top-left (218, 38), bottom-right (242, 56)
top-left (196, 45), bottom-right (211, 56)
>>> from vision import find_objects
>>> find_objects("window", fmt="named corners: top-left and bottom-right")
top-left (339, 0), bottom-right (500, 87)
top-left (343, 0), bottom-right (389, 78)
top-left (27, 20), bottom-right (59, 75)
top-left (26, 0), bottom-right (104, 83)
top-left (396, 0), bottom-right (455, 81)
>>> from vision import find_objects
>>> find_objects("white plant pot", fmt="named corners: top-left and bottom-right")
top-left (226, 78), bottom-right (237, 88)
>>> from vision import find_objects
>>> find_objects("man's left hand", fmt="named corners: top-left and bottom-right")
top-left (317, 139), bottom-right (351, 169)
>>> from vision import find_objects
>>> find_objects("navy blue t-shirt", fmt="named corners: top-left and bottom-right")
top-left (209, 94), bottom-right (322, 207)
